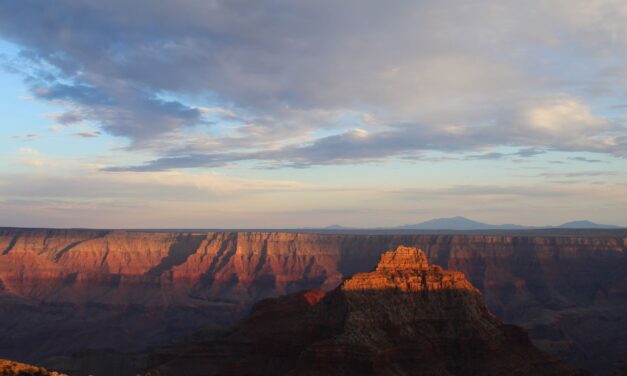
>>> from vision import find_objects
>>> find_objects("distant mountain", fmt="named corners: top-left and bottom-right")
top-left (324, 224), bottom-right (353, 230)
top-left (558, 220), bottom-right (622, 229)
top-left (398, 216), bottom-right (529, 230)
top-left (319, 217), bottom-right (623, 231)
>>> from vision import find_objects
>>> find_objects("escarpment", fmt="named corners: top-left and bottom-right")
top-left (0, 228), bottom-right (625, 374)
top-left (147, 246), bottom-right (585, 375)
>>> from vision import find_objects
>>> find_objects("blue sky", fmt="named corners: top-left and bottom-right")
top-left (0, 1), bottom-right (625, 228)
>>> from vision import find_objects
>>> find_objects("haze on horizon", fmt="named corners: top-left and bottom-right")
top-left (0, 1), bottom-right (626, 229)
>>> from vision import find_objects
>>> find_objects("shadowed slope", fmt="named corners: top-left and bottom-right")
top-left (146, 234), bottom-right (207, 276)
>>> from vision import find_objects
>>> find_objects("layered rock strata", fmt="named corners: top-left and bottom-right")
top-left (0, 228), bottom-right (625, 374)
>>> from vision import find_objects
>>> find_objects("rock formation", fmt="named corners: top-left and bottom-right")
top-left (0, 228), bottom-right (625, 374)
top-left (0, 358), bottom-right (65, 376)
top-left (147, 246), bottom-right (585, 375)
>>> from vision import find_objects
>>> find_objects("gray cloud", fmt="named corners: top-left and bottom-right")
top-left (539, 171), bottom-right (618, 178)
top-left (11, 133), bottom-right (39, 141)
top-left (1, 0), bottom-right (627, 167)
top-left (51, 111), bottom-right (84, 125)
top-left (70, 131), bottom-right (101, 138)
top-left (465, 148), bottom-right (545, 161)
top-left (568, 156), bottom-right (604, 163)
top-left (103, 116), bottom-right (626, 171)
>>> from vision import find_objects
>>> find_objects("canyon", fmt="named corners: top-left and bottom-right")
top-left (146, 246), bottom-right (584, 375)
top-left (0, 228), bottom-right (625, 374)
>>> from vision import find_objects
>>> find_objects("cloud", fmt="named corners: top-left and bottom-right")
top-left (104, 98), bottom-right (624, 171)
top-left (70, 131), bottom-right (100, 138)
top-left (11, 133), bottom-right (39, 141)
top-left (0, 170), bottom-right (314, 204)
top-left (16, 147), bottom-right (49, 167)
top-left (524, 100), bottom-right (605, 133)
top-left (48, 111), bottom-right (84, 125)
top-left (0, 1), bottom-right (626, 168)
top-left (539, 171), bottom-right (618, 178)
top-left (465, 148), bottom-right (545, 161)
top-left (2, 169), bottom-right (626, 228)
top-left (568, 156), bottom-right (604, 163)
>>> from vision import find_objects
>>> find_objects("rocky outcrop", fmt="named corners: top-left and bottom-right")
top-left (0, 358), bottom-right (66, 376)
top-left (0, 228), bottom-right (625, 374)
top-left (147, 246), bottom-right (585, 375)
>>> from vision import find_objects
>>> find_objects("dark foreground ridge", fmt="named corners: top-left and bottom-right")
top-left (146, 246), bottom-right (585, 375)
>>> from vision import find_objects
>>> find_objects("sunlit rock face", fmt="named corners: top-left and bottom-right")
top-left (0, 228), bottom-right (625, 374)
top-left (0, 358), bottom-right (66, 376)
top-left (350, 245), bottom-right (472, 292)
top-left (147, 246), bottom-right (585, 376)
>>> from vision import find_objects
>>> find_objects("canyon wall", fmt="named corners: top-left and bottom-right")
top-left (0, 228), bottom-right (625, 373)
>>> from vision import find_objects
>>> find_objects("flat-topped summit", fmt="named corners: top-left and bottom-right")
top-left (345, 245), bottom-right (474, 293)
top-left (374, 245), bottom-right (429, 271)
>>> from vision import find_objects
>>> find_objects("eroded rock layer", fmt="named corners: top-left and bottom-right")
top-left (0, 228), bottom-right (625, 374)
top-left (147, 247), bottom-right (585, 375)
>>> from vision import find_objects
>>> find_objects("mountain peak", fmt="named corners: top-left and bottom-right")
top-left (400, 216), bottom-right (500, 230)
top-left (324, 224), bottom-right (349, 229)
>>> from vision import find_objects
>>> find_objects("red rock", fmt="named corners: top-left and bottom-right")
top-left (0, 358), bottom-right (66, 376)
top-left (0, 228), bottom-right (624, 374)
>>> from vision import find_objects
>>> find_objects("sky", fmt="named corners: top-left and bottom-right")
top-left (0, 0), bottom-right (626, 228)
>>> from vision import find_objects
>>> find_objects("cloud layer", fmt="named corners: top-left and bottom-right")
top-left (0, 0), bottom-right (626, 171)
top-left (2, 168), bottom-right (625, 228)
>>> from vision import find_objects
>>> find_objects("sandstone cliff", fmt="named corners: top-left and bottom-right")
top-left (0, 228), bottom-right (625, 374)
top-left (147, 246), bottom-right (585, 375)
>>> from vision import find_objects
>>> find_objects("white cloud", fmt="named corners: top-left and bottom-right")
top-left (503, 97), bottom-right (625, 154)
top-left (524, 98), bottom-right (610, 135)
top-left (17, 147), bottom-right (49, 167)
